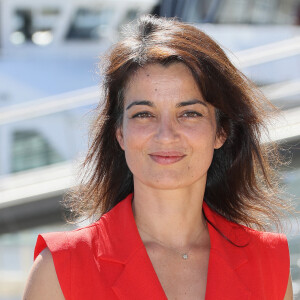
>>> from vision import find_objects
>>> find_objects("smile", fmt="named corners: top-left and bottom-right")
top-left (149, 152), bottom-right (186, 165)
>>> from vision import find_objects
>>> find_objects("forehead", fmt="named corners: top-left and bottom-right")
top-left (124, 63), bottom-right (203, 101)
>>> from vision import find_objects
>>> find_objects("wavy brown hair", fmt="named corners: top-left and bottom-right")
top-left (65, 15), bottom-right (290, 231)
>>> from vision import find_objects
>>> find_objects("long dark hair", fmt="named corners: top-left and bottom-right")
top-left (65, 15), bottom-right (290, 231)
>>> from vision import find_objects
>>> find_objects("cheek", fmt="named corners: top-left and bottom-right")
top-left (122, 123), bottom-right (152, 153)
top-left (185, 121), bottom-right (217, 148)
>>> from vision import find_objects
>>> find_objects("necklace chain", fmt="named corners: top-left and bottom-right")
top-left (137, 226), bottom-right (204, 260)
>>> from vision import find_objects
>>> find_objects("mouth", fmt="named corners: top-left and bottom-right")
top-left (149, 151), bottom-right (186, 165)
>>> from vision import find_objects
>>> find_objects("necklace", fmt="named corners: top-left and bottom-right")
top-left (137, 226), bottom-right (204, 260)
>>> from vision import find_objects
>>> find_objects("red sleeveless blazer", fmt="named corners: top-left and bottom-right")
top-left (34, 194), bottom-right (290, 299)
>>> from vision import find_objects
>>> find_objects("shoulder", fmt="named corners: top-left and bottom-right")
top-left (226, 223), bottom-right (291, 299)
top-left (34, 221), bottom-right (101, 260)
top-left (33, 199), bottom-right (126, 263)
top-left (23, 248), bottom-right (65, 300)
top-left (29, 221), bottom-right (105, 299)
top-left (242, 226), bottom-right (290, 296)
top-left (27, 199), bottom-right (131, 299)
top-left (204, 201), bottom-right (289, 251)
top-left (234, 223), bottom-right (290, 265)
top-left (242, 225), bottom-right (289, 251)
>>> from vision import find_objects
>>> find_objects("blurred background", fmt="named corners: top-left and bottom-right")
top-left (0, 0), bottom-right (299, 299)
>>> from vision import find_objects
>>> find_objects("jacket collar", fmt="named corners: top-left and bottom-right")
top-left (96, 194), bottom-right (253, 299)
top-left (96, 194), bottom-right (167, 299)
top-left (202, 201), bottom-right (252, 299)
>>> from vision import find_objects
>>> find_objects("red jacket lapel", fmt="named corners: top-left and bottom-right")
top-left (203, 201), bottom-right (253, 299)
top-left (96, 194), bottom-right (167, 299)
top-left (112, 246), bottom-right (168, 299)
top-left (95, 194), bottom-right (253, 299)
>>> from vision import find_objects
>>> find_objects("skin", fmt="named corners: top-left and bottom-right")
top-left (23, 62), bottom-right (293, 299)
top-left (23, 248), bottom-right (64, 300)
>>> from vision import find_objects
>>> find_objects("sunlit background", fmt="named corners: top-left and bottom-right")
top-left (0, 0), bottom-right (300, 299)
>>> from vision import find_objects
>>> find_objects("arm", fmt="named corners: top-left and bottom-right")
top-left (23, 248), bottom-right (65, 300)
top-left (283, 273), bottom-right (293, 300)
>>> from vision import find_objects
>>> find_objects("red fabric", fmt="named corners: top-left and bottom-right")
top-left (34, 194), bottom-right (290, 299)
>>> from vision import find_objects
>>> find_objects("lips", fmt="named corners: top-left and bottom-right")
top-left (149, 151), bottom-right (186, 165)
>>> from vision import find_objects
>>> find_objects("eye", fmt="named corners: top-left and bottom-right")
top-left (131, 111), bottom-right (154, 119)
top-left (181, 111), bottom-right (202, 118)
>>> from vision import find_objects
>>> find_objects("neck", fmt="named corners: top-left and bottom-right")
top-left (132, 180), bottom-right (208, 249)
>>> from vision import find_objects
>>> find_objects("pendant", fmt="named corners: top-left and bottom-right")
top-left (182, 254), bottom-right (188, 260)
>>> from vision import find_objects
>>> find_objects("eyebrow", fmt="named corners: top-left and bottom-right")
top-left (126, 100), bottom-right (154, 110)
top-left (126, 99), bottom-right (207, 110)
top-left (176, 99), bottom-right (207, 108)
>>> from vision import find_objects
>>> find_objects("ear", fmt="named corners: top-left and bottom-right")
top-left (214, 129), bottom-right (227, 149)
top-left (116, 127), bottom-right (125, 150)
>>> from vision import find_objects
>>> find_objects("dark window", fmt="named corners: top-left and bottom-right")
top-left (66, 7), bottom-right (114, 40)
top-left (12, 130), bottom-right (63, 172)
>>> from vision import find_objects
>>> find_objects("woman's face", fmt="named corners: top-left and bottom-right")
top-left (116, 63), bottom-right (225, 190)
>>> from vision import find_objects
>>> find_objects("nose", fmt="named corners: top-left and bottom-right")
top-left (154, 116), bottom-right (180, 143)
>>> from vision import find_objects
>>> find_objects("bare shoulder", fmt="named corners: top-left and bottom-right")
top-left (23, 247), bottom-right (65, 300)
top-left (284, 273), bottom-right (293, 300)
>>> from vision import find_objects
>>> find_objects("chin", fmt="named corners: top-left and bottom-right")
top-left (132, 168), bottom-right (206, 190)
top-left (137, 174), bottom-right (193, 190)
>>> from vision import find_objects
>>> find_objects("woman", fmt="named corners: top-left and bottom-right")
top-left (24, 15), bottom-right (293, 299)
